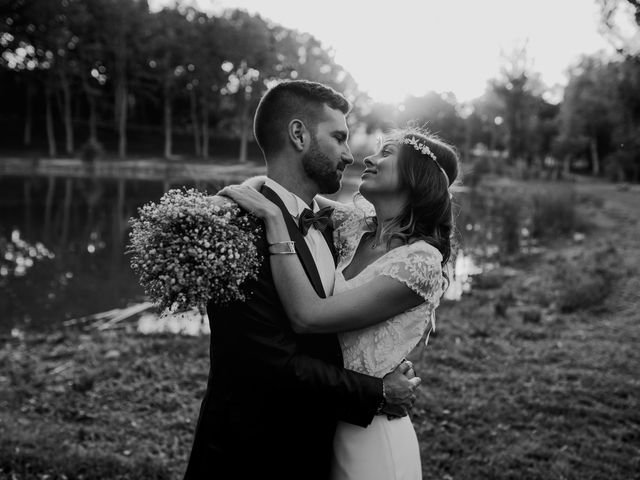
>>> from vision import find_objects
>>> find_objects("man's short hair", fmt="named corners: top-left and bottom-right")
top-left (253, 80), bottom-right (350, 156)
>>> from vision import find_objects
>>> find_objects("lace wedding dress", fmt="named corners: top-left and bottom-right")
top-left (330, 202), bottom-right (445, 480)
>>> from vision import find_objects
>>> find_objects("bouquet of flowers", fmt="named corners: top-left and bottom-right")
top-left (128, 188), bottom-right (262, 314)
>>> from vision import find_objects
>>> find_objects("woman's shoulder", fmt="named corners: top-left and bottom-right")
top-left (377, 240), bottom-right (445, 305)
top-left (387, 239), bottom-right (443, 267)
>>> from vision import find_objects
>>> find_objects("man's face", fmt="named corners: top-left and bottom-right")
top-left (301, 105), bottom-right (354, 194)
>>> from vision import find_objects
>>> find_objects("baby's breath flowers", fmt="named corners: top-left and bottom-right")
top-left (128, 188), bottom-right (262, 314)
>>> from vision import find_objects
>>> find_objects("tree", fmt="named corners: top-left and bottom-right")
top-left (557, 56), bottom-right (618, 175)
top-left (2, 0), bottom-right (69, 156)
top-left (0, 0), bottom-right (371, 161)
top-left (397, 91), bottom-right (465, 146)
top-left (146, 8), bottom-right (190, 159)
top-left (599, 0), bottom-right (640, 57)
top-left (90, 0), bottom-right (150, 159)
top-left (488, 44), bottom-right (550, 165)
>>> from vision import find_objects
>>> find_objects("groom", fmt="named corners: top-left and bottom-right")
top-left (183, 80), bottom-right (420, 480)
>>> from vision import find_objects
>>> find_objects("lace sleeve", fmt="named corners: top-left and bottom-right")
top-left (378, 241), bottom-right (445, 308)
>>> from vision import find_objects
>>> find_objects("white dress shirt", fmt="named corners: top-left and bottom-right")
top-left (264, 178), bottom-right (335, 296)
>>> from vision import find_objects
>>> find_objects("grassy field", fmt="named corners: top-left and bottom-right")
top-left (1, 177), bottom-right (639, 479)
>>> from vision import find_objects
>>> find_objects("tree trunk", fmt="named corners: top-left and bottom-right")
top-left (113, 178), bottom-right (126, 260)
top-left (59, 69), bottom-right (74, 154)
top-left (88, 93), bottom-right (98, 143)
top-left (23, 179), bottom-right (33, 239)
top-left (190, 87), bottom-right (201, 157)
top-left (23, 81), bottom-right (33, 146)
top-left (590, 136), bottom-right (600, 176)
top-left (83, 77), bottom-right (98, 143)
top-left (61, 177), bottom-right (73, 248)
top-left (44, 175), bottom-right (55, 242)
top-left (201, 97), bottom-right (209, 159)
top-left (117, 82), bottom-right (127, 159)
top-left (45, 80), bottom-right (57, 157)
top-left (164, 84), bottom-right (172, 159)
top-left (114, 18), bottom-right (128, 160)
top-left (238, 93), bottom-right (250, 163)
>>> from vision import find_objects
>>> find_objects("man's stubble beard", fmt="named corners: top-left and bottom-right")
top-left (301, 136), bottom-right (342, 195)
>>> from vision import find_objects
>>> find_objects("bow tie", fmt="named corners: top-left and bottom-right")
top-left (298, 206), bottom-right (334, 235)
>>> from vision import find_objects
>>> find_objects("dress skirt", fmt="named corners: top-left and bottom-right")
top-left (331, 415), bottom-right (422, 480)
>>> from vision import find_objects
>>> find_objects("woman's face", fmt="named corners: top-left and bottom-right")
top-left (358, 139), bottom-right (403, 201)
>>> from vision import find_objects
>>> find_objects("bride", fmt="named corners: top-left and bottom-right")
top-left (221, 127), bottom-right (458, 480)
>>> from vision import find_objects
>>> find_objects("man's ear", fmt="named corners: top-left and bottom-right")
top-left (288, 119), bottom-right (308, 152)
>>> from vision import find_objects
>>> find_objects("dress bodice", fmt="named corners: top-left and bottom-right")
top-left (332, 201), bottom-right (445, 378)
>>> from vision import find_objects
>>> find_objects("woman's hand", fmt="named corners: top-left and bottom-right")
top-left (241, 175), bottom-right (267, 190)
top-left (218, 185), bottom-right (280, 219)
top-left (219, 184), bottom-right (291, 246)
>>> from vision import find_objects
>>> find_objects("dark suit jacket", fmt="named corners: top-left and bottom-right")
top-left (183, 185), bottom-right (383, 480)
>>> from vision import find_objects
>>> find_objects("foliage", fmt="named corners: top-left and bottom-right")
top-left (0, 0), bottom-right (639, 184)
top-left (495, 192), bottom-right (523, 255)
top-left (487, 45), bottom-right (559, 165)
top-left (557, 1), bottom-right (640, 182)
top-left (599, 0), bottom-right (640, 57)
top-left (552, 243), bottom-right (621, 312)
top-left (530, 188), bottom-right (585, 239)
top-left (0, 0), bottom-right (356, 160)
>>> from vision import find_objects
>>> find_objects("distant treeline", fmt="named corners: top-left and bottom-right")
top-left (0, 0), bottom-right (639, 181)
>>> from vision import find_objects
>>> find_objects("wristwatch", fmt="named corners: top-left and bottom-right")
top-left (375, 381), bottom-right (387, 415)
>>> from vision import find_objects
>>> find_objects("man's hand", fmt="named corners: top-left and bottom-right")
top-left (381, 360), bottom-right (420, 419)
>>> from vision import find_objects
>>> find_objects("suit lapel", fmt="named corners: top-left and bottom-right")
top-left (261, 185), bottom-right (327, 299)
top-left (322, 224), bottom-right (338, 267)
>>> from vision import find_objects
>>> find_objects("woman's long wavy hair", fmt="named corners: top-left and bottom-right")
top-left (365, 127), bottom-right (459, 282)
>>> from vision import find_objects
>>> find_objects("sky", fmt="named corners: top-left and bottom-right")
top-left (151, 0), bottom-right (631, 104)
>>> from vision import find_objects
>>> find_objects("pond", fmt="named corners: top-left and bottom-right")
top-left (0, 175), bottom-right (230, 335)
top-left (0, 174), bottom-right (491, 335)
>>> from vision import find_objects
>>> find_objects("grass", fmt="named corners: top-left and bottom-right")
top-left (0, 332), bottom-right (209, 478)
top-left (1, 178), bottom-right (639, 479)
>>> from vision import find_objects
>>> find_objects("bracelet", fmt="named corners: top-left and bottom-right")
top-left (268, 241), bottom-right (296, 255)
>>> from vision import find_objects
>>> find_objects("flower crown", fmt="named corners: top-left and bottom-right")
top-left (401, 136), bottom-right (450, 186)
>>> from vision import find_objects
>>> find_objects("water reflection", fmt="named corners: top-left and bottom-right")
top-left (444, 251), bottom-right (483, 301)
top-left (0, 175), bottom-right (224, 334)
top-left (1, 229), bottom-right (55, 277)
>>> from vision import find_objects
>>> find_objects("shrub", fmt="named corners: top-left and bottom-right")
top-left (553, 244), bottom-right (620, 313)
top-left (494, 191), bottom-right (523, 256)
top-left (530, 188), bottom-right (586, 239)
